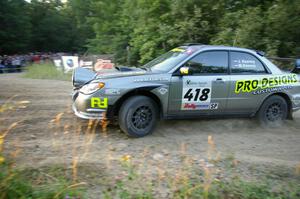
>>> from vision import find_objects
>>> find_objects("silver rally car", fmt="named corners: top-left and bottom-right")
top-left (72, 44), bottom-right (300, 137)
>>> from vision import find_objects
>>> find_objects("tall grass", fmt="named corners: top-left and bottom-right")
top-left (97, 135), bottom-right (300, 199)
top-left (1, 96), bottom-right (300, 198)
top-left (0, 98), bottom-right (86, 199)
top-left (23, 62), bottom-right (72, 81)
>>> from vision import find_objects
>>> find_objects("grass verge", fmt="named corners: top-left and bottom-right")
top-left (98, 158), bottom-right (300, 199)
top-left (1, 99), bottom-right (300, 198)
top-left (23, 63), bottom-right (71, 81)
top-left (1, 101), bottom-right (84, 199)
top-left (0, 160), bottom-right (86, 199)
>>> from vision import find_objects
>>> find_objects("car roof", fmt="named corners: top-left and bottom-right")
top-left (180, 44), bottom-right (260, 55)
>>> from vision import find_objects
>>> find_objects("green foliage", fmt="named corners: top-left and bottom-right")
top-left (28, 0), bottom-right (83, 52)
top-left (212, 0), bottom-right (300, 58)
top-left (0, 0), bottom-right (31, 54)
top-left (68, 0), bottom-right (95, 51)
top-left (84, 0), bottom-right (300, 65)
top-left (0, 161), bottom-right (34, 199)
top-left (0, 159), bottom-right (85, 199)
top-left (0, 0), bottom-right (86, 54)
top-left (212, 7), bottom-right (265, 49)
top-left (1, 0), bottom-right (300, 64)
top-left (265, 0), bottom-right (300, 57)
top-left (23, 62), bottom-right (72, 81)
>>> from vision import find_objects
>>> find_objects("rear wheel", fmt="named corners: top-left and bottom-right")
top-left (118, 96), bottom-right (158, 137)
top-left (257, 95), bottom-right (288, 126)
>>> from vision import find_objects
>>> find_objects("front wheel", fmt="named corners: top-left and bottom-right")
top-left (118, 96), bottom-right (158, 137)
top-left (257, 95), bottom-right (288, 126)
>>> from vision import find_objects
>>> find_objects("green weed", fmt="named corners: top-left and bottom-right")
top-left (23, 63), bottom-right (71, 81)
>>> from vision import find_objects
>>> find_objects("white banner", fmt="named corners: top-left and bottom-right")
top-left (62, 56), bottom-right (79, 72)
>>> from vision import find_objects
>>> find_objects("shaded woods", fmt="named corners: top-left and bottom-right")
top-left (1, 0), bottom-right (300, 65)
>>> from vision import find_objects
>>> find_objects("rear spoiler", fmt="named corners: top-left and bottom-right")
top-left (72, 67), bottom-right (96, 88)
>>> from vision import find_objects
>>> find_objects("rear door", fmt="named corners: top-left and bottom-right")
top-left (168, 50), bottom-right (230, 116)
top-left (227, 51), bottom-right (271, 114)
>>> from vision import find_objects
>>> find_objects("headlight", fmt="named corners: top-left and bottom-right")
top-left (80, 82), bottom-right (105, 94)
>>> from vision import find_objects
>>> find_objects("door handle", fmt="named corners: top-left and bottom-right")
top-left (215, 78), bottom-right (225, 83)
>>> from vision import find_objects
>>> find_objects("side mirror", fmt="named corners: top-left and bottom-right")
top-left (179, 67), bottom-right (190, 75)
top-left (292, 59), bottom-right (300, 73)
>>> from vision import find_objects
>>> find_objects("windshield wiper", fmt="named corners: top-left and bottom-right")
top-left (140, 67), bottom-right (150, 71)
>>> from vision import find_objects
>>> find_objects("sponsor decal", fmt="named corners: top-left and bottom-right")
top-left (210, 103), bottom-right (218, 110)
top-left (158, 87), bottom-right (168, 95)
top-left (183, 103), bottom-right (218, 110)
top-left (90, 97), bottom-right (108, 108)
top-left (67, 59), bottom-right (74, 67)
top-left (232, 59), bottom-right (256, 69)
top-left (235, 74), bottom-right (298, 94)
top-left (185, 80), bottom-right (208, 86)
top-left (134, 77), bottom-right (169, 82)
top-left (183, 103), bottom-right (197, 109)
top-left (104, 89), bottom-right (121, 95)
top-left (61, 56), bottom-right (79, 72)
top-left (98, 71), bottom-right (146, 78)
top-left (181, 77), bottom-right (212, 110)
top-left (253, 86), bottom-right (292, 95)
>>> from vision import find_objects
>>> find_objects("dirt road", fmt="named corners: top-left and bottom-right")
top-left (1, 73), bottom-right (300, 196)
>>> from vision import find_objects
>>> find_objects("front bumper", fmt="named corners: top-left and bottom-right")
top-left (72, 103), bottom-right (106, 119)
top-left (72, 91), bottom-right (107, 120)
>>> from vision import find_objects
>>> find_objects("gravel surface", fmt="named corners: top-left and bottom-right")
top-left (1, 73), bottom-right (300, 197)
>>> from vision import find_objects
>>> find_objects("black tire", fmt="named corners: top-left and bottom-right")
top-left (118, 96), bottom-right (158, 137)
top-left (257, 95), bottom-right (288, 126)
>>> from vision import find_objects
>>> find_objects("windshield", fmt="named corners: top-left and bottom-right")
top-left (143, 47), bottom-right (193, 72)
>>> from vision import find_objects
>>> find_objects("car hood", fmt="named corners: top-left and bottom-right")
top-left (73, 66), bottom-right (159, 89)
top-left (96, 67), bottom-right (150, 79)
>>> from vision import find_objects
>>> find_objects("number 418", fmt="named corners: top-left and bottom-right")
top-left (184, 88), bottom-right (210, 101)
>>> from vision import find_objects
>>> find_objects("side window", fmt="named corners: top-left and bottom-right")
top-left (185, 51), bottom-right (228, 74)
top-left (230, 52), bottom-right (267, 74)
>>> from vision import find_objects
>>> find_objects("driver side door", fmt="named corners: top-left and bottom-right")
top-left (168, 50), bottom-right (230, 116)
